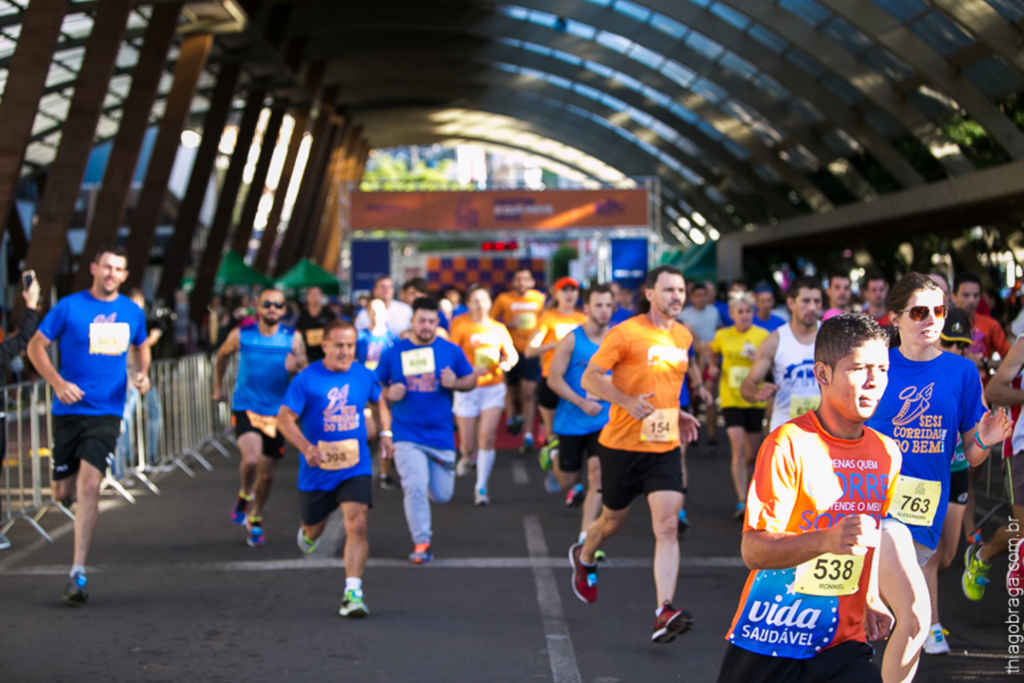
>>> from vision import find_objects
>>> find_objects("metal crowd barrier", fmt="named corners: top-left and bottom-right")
top-left (0, 353), bottom-right (236, 548)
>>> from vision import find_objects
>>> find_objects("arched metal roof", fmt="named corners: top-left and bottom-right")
top-left (7, 0), bottom-right (1024, 243)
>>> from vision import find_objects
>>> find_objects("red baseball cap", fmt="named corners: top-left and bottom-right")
top-left (553, 277), bottom-right (580, 290)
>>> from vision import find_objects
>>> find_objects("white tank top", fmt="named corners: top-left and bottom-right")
top-left (1009, 335), bottom-right (1024, 455)
top-left (770, 323), bottom-right (821, 432)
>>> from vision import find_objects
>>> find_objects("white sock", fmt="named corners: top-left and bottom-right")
top-left (475, 449), bottom-right (496, 492)
top-left (524, 432), bottom-right (533, 441)
top-left (70, 564), bottom-right (85, 578)
top-left (577, 530), bottom-right (587, 543)
top-left (345, 577), bottom-right (362, 593)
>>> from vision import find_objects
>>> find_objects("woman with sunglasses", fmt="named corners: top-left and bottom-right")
top-left (865, 273), bottom-right (1011, 682)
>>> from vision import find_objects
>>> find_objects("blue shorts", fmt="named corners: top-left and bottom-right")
top-left (506, 356), bottom-right (540, 384)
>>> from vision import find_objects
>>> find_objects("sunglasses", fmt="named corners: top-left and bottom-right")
top-left (902, 305), bottom-right (946, 322)
top-left (261, 301), bottom-right (286, 309)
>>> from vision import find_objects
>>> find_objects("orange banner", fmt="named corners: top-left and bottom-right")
top-left (351, 189), bottom-right (648, 231)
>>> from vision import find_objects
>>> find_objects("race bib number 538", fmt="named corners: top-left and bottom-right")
top-left (89, 322), bottom-right (130, 356)
top-left (793, 553), bottom-right (865, 596)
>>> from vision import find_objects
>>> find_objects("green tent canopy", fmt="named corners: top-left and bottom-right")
top-left (274, 258), bottom-right (340, 295)
top-left (212, 250), bottom-right (271, 290)
top-left (662, 242), bottom-right (716, 283)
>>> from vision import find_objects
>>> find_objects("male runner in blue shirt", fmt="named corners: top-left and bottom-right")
top-left (28, 245), bottom-right (150, 605)
top-left (214, 288), bottom-right (307, 547)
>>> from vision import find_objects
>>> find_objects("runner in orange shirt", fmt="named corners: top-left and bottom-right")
top-left (449, 286), bottom-right (518, 505)
top-left (717, 314), bottom-right (899, 683)
top-left (568, 265), bottom-right (701, 644)
top-left (492, 269), bottom-right (546, 451)
top-left (526, 276), bottom-right (587, 490)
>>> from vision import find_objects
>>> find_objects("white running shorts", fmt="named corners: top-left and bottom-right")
top-left (453, 383), bottom-right (508, 418)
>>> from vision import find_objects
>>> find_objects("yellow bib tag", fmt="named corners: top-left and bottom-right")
top-left (89, 322), bottom-right (131, 356)
top-left (474, 346), bottom-right (500, 369)
top-left (554, 323), bottom-right (578, 340)
top-left (364, 360), bottom-right (379, 371)
top-left (728, 366), bottom-right (750, 389)
top-left (318, 439), bottom-right (360, 471)
top-left (890, 475), bottom-right (942, 526)
top-left (305, 328), bottom-right (324, 347)
top-left (790, 395), bottom-right (820, 419)
top-left (401, 347), bottom-right (436, 376)
top-left (245, 411), bottom-right (278, 438)
top-left (640, 408), bottom-right (678, 443)
top-left (793, 553), bottom-right (865, 596)
top-left (516, 312), bottom-right (537, 331)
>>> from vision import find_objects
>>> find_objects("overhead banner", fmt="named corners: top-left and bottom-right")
top-left (351, 189), bottom-right (648, 231)
top-left (611, 238), bottom-right (649, 290)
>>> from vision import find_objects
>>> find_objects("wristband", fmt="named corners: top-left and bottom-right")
top-left (380, 430), bottom-right (393, 438)
top-left (974, 431), bottom-right (989, 450)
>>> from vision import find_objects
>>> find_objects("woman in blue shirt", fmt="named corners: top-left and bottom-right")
top-left (865, 272), bottom-right (1010, 682)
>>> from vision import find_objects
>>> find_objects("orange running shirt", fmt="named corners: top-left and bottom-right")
top-left (492, 290), bottom-right (547, 352)
top-left (590, 315), bottom-right (692, 453)
top-left (534, 309), bottom-right (588, 377)
top-left (724, 411), bottom-right (901, 659)
top-left (449, 315), bottom-right (516, 387)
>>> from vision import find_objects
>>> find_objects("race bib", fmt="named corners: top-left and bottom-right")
top-left (728, 366), bottom-right (750, 389)
top-left (401, 347), bottom-right (436, 377)
top-left (364, 360), bottom-right (379, 371)
top-left (516, 312), bottom-right (537, 331)
top-left (305, 328), bottom-right (324, 347)
top-left (474, 346), bottom-right (500, 369)
top-left (793, 553), bottom-right (865, 596)
top-left (245, 411), bottom-right (278, 438)
top-left (640, 408), bottom-right (678, 443)
top-left (554, 323), bottom-right (578, 340)
top-left (890, 475), bottom-right (942, 526)
top-left (318, 439), bottom-right (360, 471)
top-left (89, 322), bottom-right (130, 356)
top-left (790, 395), bottom-right (820, 419)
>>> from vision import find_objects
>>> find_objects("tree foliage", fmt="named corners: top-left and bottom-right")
top-left (359, 152), bottom-right (471, 191)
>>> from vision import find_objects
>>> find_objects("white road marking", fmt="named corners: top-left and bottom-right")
top-left (0, 500), bottom-right (122, 572)
top-left (0, 555), bottom-right (746, 575)
top-left (511, 460), bottom-right (530, 485)
top-left (523, 515), bottom-right (581, 683)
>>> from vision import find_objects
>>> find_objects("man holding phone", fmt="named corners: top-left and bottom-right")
top-left (717, 314), bottom-right (900, 683)
top-left (27, 246), bottom-right (149, 604)
top-left (0, 271), bottom-right (42, 551)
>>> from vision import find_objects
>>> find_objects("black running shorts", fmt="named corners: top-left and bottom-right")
top-left (52, 414), bottom-right (122, 481)
top-left (598, 444), bottom-right (683, 511)
top-left (557, 431), bottom-right (602, 473)
top-left (716, 640), bottom-right (880, 683)
top-left (948, 467), bottom-right (969, 505)
top-left (233, 410), bottom-right (286, 459)
top-left (506, 356), bottom-right (540, 385)
top-left (537, 376), bottom-right (560, 410)
top-left (299, 475), bottom-right (373, 526)
top-left (722, 407), bottom-right (765, 433)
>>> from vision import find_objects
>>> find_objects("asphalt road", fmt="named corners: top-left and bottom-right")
top-left (0, 432), bottom-right (1015, 682)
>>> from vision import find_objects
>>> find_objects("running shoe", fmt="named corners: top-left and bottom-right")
top-left (519, 433), bottom-right (535, 454)
top-left (62, 572), bottom-right (88, 606)
top-left (733, 502), bottom-right (746, 521)
top-left (230, 494), bottom-right (250, 525)
top-left (474, 488), bottom-right (490, 506)
top-left (455, 456), bottom-right (474, 477)
top-left (339, 588), bottom-right (368, 618)
top-left (246, 519), bottom-right (265, 547)
top-left (569, 542), bottom-right (598, 603)
top-left (565, 483), bottom-right (585, 508)
top-left (923, 623), bottom-right (950, 655)
top-left (677, 509), bottom-right (690, 534)
top-left (508, 415), bottom-right (523, 436)
top-left (966, 530), bottom-right (983, 546)
top-left (409, 543), bottom-right (433, 564)
top-left (538, 439), bottom-right (559, 471)
top-left (544, 472), bottom-right (561, 494)
top-left (652, 603), bottom-right (693, 644)
top-left (297, 527), bottom-right (319, 555)
top-left (0, 532), bottom-right (10, 550)
top-left (962, 543), bottom-right (991, 601)
top-left (594, 549), bottom-right (607, 562)
top-left (378, 474), bottom-right (398, 491)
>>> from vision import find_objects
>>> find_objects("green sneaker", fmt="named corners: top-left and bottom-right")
top-left (538, 437), bottom-right (559, 471)
top-left (297, 527), bottom-right (319, 555)
top-left (962, 544), bottom-right (991, 601)
top-left (339, 588), bottom-right (368, 618)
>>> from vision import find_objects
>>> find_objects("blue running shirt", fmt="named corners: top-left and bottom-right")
top-left (232, 324), bottom-right (295, 416)
top-left (282, 361), bottom-right (381, 491)
top-left (376, 337), bottom-right (474, 450)
top-left (357, 329), bottom-right (395, 371)
top-left (553, 327), bottom-right (610, 436)
top-left (37, 291), bottom-right (147, 417)
top-left (866, 348), bottom-right (986, 549)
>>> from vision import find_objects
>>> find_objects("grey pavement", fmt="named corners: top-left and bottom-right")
top-left (0, 434), bottom-right (1015, 682)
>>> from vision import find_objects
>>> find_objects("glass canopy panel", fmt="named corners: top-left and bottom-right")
top-left (650, 13), bottom-right (689, 40)
top-left (613, 0), bottom-right (651, 22)
top-left (718, 52), bottom-right (758, 81)
top-left (709, 3), bottom-right (750, 30)
top-left (861, 46), bottom-right (915, 83)
top-left (962, 56), bottom-right (1024, 98)
top-left (778, 0), bottom-right (833, 28)
top-left (821, 17), bottom-right (874, 55)
top-left (909, 12), bottom-right (975, 57)
top-left (984, 0), bottom-right (1024, 22)
top-left (868, 0), bottom-right (929, 23)
top-left (786, 49), bottom-right (828, 79)
top-left (746, 24), bottom-right (788, 54)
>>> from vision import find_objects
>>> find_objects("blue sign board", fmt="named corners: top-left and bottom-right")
top-left (611, 238), bottom-right (648, 289)
top-left (351, 240), bottom-right (390, 295)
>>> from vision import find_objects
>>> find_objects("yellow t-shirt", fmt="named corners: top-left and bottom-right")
top-left (535, 309), bottom-right (588, 377)
top-left (709, 325), bottom-right (769, 409)
top-left (492, 290), bottom-right (547, 352)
